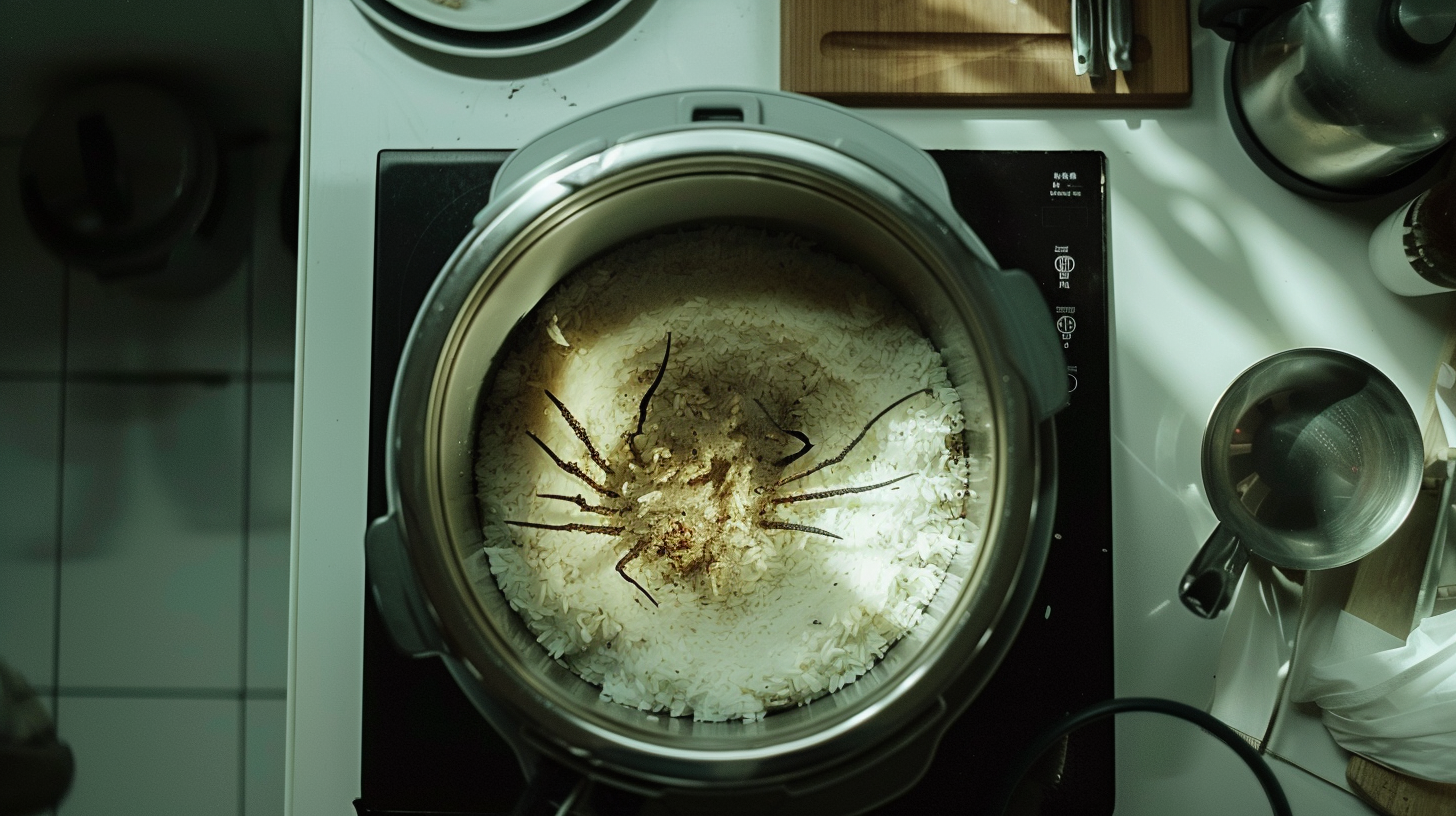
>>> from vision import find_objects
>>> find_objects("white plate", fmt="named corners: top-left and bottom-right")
top-left (352, 0), bottom-right (633, 57)
top-left (381, 0), bottom-right (591, 32)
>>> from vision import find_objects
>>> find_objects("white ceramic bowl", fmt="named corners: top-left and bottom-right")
top-left (350, 0), bottom-right (634, 58)
top-left (382, 0), bottom-right (591, 32)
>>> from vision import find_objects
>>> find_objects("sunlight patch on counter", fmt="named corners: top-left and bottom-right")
top-left (1111, 189), bottom-right (1274, 418)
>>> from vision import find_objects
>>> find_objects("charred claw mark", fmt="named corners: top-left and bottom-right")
top-left (773, 473), bottom-right (914, 505)
top-left (544, 389), bottom-right (613, 476)
top-left (526, 431), bottom-right (619, 498)
top-left (779, 388), bottom-right (933, 486)
top-left (627, 333), bottom-right (672, 463)
top-left (504, 520), bottom-right (626, 535)
top-left (759, 520), bottom-right (842, 540)
top-left (754, 398), bottom-right (814, 468)
top-left (537, 493), bottom-right (625, 515)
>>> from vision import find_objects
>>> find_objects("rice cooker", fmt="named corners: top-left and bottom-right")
top-left (365, 88), bottom-right (1068, 814)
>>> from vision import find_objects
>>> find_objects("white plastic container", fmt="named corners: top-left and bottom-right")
top-left (1370, 180), bottom-right (1456, 296)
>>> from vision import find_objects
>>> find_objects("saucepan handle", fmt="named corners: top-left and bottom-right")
top-left (1179, 524), bottom-right (1250, 618)
top-left (1198, 0), bottom-right (1308, 41)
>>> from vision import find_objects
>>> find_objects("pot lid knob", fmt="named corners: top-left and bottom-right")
top-left (17, 82), bottom-right (218, 279)
top-left (1392, 0), bottom-right (1456, 51)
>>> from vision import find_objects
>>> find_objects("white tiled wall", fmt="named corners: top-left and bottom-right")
top-left (64, 238), bottom-right (252, 376)
top-left (56, 696), bottom-right (241, 816)
top-left (247, 382), bottom-right (294, 691)
top-left (243, 698), bottom-right (287, 816)
top-left (0, 119), bottom-right (297, 816)
top-left (0, 380), bottom-right (61, 691)
top-left (58, 383), bottom-right (246, 690)
top-left (0, 0), bottom-right (303, 140)
top-left (0, 144), bottom-right (65, 371)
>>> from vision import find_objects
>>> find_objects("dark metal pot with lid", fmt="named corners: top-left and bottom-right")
top-left (17, 81), bottom-right (246, 297)
top-left (1202, 0), bottom-right (1456, 199)
top-left (364, 89), bottom-right (1067, 812)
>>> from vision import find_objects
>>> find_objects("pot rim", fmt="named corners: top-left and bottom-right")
top-left (381, 127), bottom-right (1056, 785)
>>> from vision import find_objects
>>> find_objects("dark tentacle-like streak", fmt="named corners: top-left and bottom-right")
top-left (778, 388), bottom-right (933, 486)
top-left (759, 520), bottom-right (842, 540)
top-left (538, 493), bottom-right (625, 515)
top-left (627, 333), bottom-right (672, 463)
top-left (773, 473), bottom-right (914, 505)
top-left (753, 398), bottom-right (814, 468)
top-left (503, 520), bottom-right (625, 535)
top-left (544, 389), bottom-right (614, 476)
top-left (526, 431), bottom-right (619, 498)
top-left (615, 542), bottom-right (658, 607)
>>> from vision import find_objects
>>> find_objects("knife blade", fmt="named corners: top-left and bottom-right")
top-left (1107, 0), bottom-right (1133, 72)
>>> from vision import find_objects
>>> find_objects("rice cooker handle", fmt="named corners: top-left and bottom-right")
top-left (994, 268), bottom-right (1071, 422)
top-left (366, 515), bottom-right (447, 658)
top-left (674, 91), bottom-right (765, 125)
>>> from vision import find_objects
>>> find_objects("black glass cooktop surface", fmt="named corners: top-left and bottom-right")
top-left (361, 149), bottom-right (1112, 816)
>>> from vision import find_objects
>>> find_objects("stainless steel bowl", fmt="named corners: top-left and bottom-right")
top-left (367, 90), bottom-right (1066, 809)
top-left (1179, 347), bottom-right (1424, 618)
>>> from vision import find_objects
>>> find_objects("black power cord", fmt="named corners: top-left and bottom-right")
top-left (992, 697), bottom-right (1293, 816)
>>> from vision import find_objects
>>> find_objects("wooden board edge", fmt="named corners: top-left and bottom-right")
top-left (784, 90), bottom-right (1194, 109)
top-left (779, 0), bottom-right (793, 99)
top-left (778, 0), bottom-right (1193, 108)
top-left (1347, 754), bottom-right (1456, 816)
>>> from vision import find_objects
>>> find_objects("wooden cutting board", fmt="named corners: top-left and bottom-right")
top-left (781, 0), bottom-right (1190, 107)
top-left (1342, 487), bottom-right (1456, 816)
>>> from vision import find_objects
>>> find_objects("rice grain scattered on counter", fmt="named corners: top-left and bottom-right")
top-left (471, 226), bottom-right (991, 722)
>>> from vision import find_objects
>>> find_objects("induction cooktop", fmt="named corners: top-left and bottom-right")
top-left (360, 149), bottom-right (1112, 816)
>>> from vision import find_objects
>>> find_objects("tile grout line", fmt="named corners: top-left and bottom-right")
top-left (0, 371), bottom-right (292, 384)
top-left (239, 143), bottom-right (260, 816)
top-left (49, 265), bottom-right (70, 732)
top-left (54, 687), bottom-right (287, 700)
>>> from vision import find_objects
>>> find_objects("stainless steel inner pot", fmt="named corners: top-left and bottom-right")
top-left (369, 94), bottom-right (1065, 806)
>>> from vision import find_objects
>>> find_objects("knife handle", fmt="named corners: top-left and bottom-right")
top-left (1071, 0), bottom-right (1095, 75)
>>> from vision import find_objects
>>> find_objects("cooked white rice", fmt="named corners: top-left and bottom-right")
top-left (471, 226), bottom-right (989, 722)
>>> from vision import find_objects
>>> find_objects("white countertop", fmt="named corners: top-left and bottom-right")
top-left (289, 1), bottom-right (1453, 813)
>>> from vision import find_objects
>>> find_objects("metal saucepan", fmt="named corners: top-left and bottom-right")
top-left (366, 89), bottom-right (1069, 810)
top-left (1180, 348), bottom-right (1424, 618)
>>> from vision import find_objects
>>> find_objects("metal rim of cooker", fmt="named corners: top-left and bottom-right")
top-left (382, 127), bottom-right (1056, 789)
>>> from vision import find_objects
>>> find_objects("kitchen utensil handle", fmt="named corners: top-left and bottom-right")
top-left (1071, 0), bottom-right (1095, 75)
top-left (1090, 0), bottom-right (1107, 78)
top-left (1198, 0), bottom-right (1307, 41)
top-left (1180, 524), bottom-right (1249, 618)
top-left (675, 91), bottom-right (764, 125)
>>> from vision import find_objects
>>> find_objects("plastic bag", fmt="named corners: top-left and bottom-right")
top-left (1290, 602), bottom-right (1456, 783)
